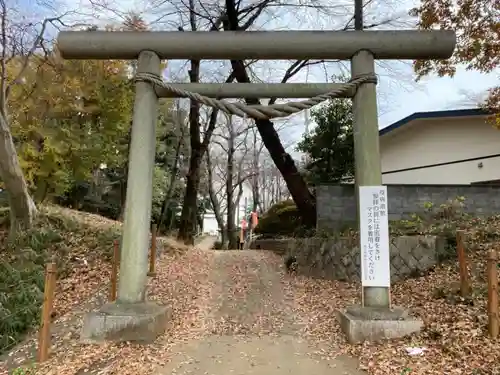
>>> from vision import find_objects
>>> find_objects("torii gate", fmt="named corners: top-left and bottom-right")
top-left (57, 29), bottom-right (456, 342)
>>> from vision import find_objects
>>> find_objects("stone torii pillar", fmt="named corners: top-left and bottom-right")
top-left (351, 49), bottom-right (388, 307)
top-left (57, 29), bottom-right (456, 343)
top-left (118, 50), bottom-right (161, 304)
top-left (80, 50), bottom-right (167, 343)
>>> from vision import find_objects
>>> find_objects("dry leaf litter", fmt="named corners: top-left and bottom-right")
top-left (1, 207), bottom-right (499, 375)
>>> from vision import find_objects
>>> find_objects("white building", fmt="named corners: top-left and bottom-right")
top-left (202, 210), bottom-right (219, 236)
top-left (202, 196), bottom-right (252, 236)
top-left (380, 108), bottom-right (499, 185)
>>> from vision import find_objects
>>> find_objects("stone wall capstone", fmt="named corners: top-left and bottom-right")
top-left (316, 184), bottom-right (500, 231)
top-left (251, 235), bottom-right (445, 283)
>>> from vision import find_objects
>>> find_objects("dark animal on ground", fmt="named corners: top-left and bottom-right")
top-left (284, 255), bottom-right (298, 273)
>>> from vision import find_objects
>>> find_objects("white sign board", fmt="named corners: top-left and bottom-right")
top-left (359, 185), bottom-right (390, 287)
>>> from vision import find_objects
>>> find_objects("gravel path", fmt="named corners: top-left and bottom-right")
top-left (158, 250), bottom-right (365, 375)
top-left (205, 250), bottom-right (299, 335)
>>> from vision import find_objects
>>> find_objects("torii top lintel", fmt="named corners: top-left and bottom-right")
top-left (57, 30), bottom-right (456, 61)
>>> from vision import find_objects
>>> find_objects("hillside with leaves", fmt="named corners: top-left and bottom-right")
top-left (0, 204), bottom-right (122, 354)
top-left (0, 203), bottom-right (192, 361)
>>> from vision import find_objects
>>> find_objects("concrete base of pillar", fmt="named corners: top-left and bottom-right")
top-left (80, 302), bottom-right (170, 343)
top-left (338, 305), bottom-right (423, 344)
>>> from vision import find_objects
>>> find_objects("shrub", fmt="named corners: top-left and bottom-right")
top-left (0, 205), bottom-right (120, 354)
top-left (391, 196), bottom-right (467, 236)
top-left (390, 196), bottom-right (469, 262)
top-left (0, 225), bottom-right (55, 353)
top-left (255, 200), bottom-right (313, 238)
top-left (0, 253), bottom-right (45, 353)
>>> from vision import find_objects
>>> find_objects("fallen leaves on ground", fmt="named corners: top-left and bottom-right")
top-left (1, 241), bottom-right (215, 375)
top-left (0, 206), bottom-right (201, 374)
top-left (3, 207), bottom-right (500, 375)
top-left (205, 251), bottom-right (296, 336)
top-left (291, 237), bottom-right (500, 374)
top-left (6, 245), bottom-right (500, 374)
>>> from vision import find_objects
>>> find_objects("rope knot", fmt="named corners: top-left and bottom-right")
top-left (353, 73), bottom-right (378, 85)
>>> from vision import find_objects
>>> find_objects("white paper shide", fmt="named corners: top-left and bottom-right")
top-left (359, 186), bottom-right (390, 287)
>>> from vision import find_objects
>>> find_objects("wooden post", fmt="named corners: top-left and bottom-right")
top-left (110, 240), bottom-right (120, 302)
top-left (487, 249), bottom-right (499, 338)
top-left (239, 228), bottom-right (244, 250)
top-left (148, 224), bottom-right (157, 277)
top-left (37, 261), bottom-right (57, 363)
top-left (456, 230), bottom-right (471, 297)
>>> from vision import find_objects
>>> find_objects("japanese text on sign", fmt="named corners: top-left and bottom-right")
top-left (359, 186), bottom-right (390, 287)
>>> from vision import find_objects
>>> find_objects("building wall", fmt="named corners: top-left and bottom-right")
top-left (380, 115), bottom-right (500, 184)
top-left (316, 184), bottom-right (500, 230)
top-left (202, 213), bottom-right (219, 235)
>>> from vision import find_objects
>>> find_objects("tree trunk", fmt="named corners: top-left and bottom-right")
top-left (233, 181), bottom-right (244, 245)
top-left (178, 3), bottom-right (227, 244)
top-left (178, 147), bottom-right (201, 245)
top-left (197, 213), bottom-right (203, 233)
top-left (37, 179), bottom-right (49, 203)
top-left (177, 53), bottom-right (203, 245)
top-left (118, 177), bottom-right (126, 221)
top-left (230, 60), bottom-right (316, 227)
top-left (206, 152), bottom-right (226, 244)
top-left (177, 75), bottom-right (223, 244)
top-left (226, 117), bottom-right (237, 249)
top-left (33, 173), bottom-right (50, 204)
top-left (167, 209), bottom-right (176, 232)
top-left (235, 183), bottom-right (244, 219)
top-left (250, 131), bottom-right (261, 212)
top-left (118, 123), bottom-right (132, 222)
top-left (157, 192), bottom-right (171, 234)
top-left (259, 168), bottom-right (267, 211)
top-left (0, 114), bottom-right (37, 236)
top-left (158, 117), bottom-right (185, 232)
top-left (223, 0), bottom-right (316, 227)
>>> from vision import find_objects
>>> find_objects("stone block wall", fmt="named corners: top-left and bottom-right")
top-left (250, 239), bottom-right (289, 255)
top-left (251, 235), bottom-right (445, 283)
top-left (316, 184), bottom-right (500, 230)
